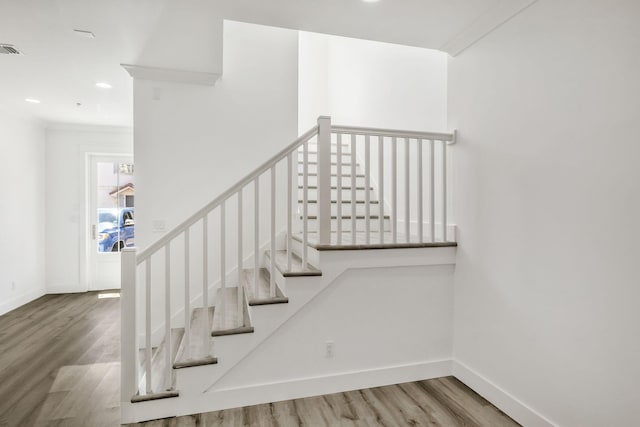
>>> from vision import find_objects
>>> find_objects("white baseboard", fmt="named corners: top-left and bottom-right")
top-left (0, 288), bottom-right (46, 316)
top-left (452, 360), bottom-right (557, 427)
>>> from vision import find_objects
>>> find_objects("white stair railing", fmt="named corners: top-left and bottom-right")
top-left (121, 116), bottom-right (455, 402)
top-left (328, 124), bottom-right (455, 245)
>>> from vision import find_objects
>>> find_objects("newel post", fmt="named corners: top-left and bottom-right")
top-left (317, 116), bottom-right (332, 245)
top-left (121, 248), bottom-right (138, 403)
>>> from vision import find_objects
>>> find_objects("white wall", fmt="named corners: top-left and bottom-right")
top-left (135, 20), bottom-right (298, 252)
top-left (448, 1), bottom-right (640, 426)
top-left (0, 113), bottom-right (46, 315)
top-left (298, 33), bottom-right (450, 236)
top-left (133, 21), bottom-right (299, 335)
top-left (299, 32), bottom-right (448, 131)
top-left (45, 125), bottom-right (133, 293)
top-left (215, 264), bottom-right (454, 391)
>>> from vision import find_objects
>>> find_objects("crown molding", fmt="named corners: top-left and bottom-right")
top-left (121, 64), bottom-right (221, 86)
top-left (441, 0), bottom-right (539, 56)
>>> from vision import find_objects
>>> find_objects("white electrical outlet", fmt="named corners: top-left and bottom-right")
top-left (11, 281), bottom-right (16, 291)
top-left (325, 340), bottom-right (334, 358)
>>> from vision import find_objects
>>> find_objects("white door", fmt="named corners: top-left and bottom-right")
top-left (88, 155), bottom-right (135, 290)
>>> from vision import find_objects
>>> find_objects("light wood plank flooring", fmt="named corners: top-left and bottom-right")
top-left (1, 292), bottom-right (519, 427)
top-left (0, 292), bottom-right (120, 426)
top-left (126, 377), bottom-right (519, 427)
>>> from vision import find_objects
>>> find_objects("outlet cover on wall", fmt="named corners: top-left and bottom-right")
top-left (151, 219), bottom-right (166, 232)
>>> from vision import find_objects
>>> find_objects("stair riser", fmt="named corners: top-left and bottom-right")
top-left (304, 202), bottom-right (382, 217)
top-left (289, 237), bottom-right (321, 267)
top-left (300, 175), bottom-right (367, 187)
top-left (300, 218), bottom-right (391, 232)
top-left (297, 163), bottom-right (359, 175)
top-left (298, 153), bottom-right (352, 163)
top-left (297, 144), bottom-right (351, 155)
top-left (297, 188), bottom-right (371, 200)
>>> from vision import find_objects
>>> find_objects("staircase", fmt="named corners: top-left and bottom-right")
top-left (120, 117), bottom-right (457, 423)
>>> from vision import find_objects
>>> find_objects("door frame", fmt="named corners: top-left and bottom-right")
top-left (84, 152), bottom-right (134, 291)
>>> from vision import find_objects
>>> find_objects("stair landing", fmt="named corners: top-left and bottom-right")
top-left (293, 231), bottom-right (457, 250)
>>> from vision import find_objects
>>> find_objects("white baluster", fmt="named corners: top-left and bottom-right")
top-left (183, 230), bottom-right (190, 358)
top-left (336, 133), bottom-right (343, 245)
top-left (145, 258), bottom-right (152, 394)
top-left (442, 141), bottom-right (447, 242)
top-left (204, 215), bottom-right (211, 352)
top-left (303, 141), bottom-right (309, 268)
top-left (430, 140), bottom-right (435, 243)
top-left (219, 205), bottom-right (225, 329)
top-left (237, 190), bottom-right (243, 323)
top-left (417, 140), bottom-right (423, 243)
top-left (287, 153), bottom-right (292, 272)
top-left (365, 135), bottom-right (371, 244)
top-left (392, 137), bottom-right (397, 244)
top-left (405, 138), bottom-right (410, 243)
top-left (164, 244), bottom-right (171, 391)
top-left (254, 178), bottom-right (259, 296)
top-left (378, 136), bottom-right (384, 244)
top-left (270, 165), bottom-right (276, 298)
top-left (351, 134), bottom-right (357, 244)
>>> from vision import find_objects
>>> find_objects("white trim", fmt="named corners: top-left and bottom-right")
top-left (46, 123), bottom-right (133, 133)
top-left (452, 360), bottom-right (558, 427)
top-left (0, 288), bottom-right (45, 316)
top-left (121, 64), bottom-right (221, 86)
top-left (440, 0), bottom-right (539, 56)
top-left (121, 359), bottom-right (452, 424)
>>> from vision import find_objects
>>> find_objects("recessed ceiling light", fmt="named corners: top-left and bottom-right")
top-left (73, 29), bottom-right (95, 39)
top-left (362, 0), bottom-right (381, 3)
top-left (96, 82), bottom-right (112, 89)
top-left (25, 98), bottom-right (41, 104)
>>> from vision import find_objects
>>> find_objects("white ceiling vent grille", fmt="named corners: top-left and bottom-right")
top-left (0, 44), bottom-right (23, 55)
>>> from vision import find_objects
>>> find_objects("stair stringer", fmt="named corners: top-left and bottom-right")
top-left (120, 245), bottom-right (456, 424)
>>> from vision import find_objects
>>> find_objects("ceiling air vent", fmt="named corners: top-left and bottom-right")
top-left (0, 44), bottom-right (23, 55)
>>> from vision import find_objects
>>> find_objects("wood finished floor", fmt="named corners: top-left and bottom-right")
top-left (0, 293), bottom-right (519, 427)
top-left (0, 292), bottom-right (120, 427)
top-left (127, 377), bottom-right (520, 427)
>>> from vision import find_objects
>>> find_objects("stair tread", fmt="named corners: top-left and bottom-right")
top-left (131, 390), bottom-right (179, 403)
top-left (299, 161), bottom-right (357, 166)
top-left (265, 249), bottom-right (321, 277)
top-left (299, 185), bottom-right (374, 190)
top-left (149, 328), bottom-right (183, 392)
top-left (211, 287), bottom-right (254, 336)
top-left (242, 268), bottom-right (289, 305)
top-left (174, 307), bottom-right (217, 369)
top-left (299, 199), bottom-right (379, 204)
top-left (304, 215), bottom-right (390, 220)
top-left (292, 231), bottom-right (458, 250)
top-left (300, 173), bottom-right (366, 178)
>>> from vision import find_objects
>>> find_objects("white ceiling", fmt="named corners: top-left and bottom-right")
top-left (0, 0), bottom-right (535, 127)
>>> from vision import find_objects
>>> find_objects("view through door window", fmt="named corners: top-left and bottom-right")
top-left (96, 162), bottom-right (135, 252)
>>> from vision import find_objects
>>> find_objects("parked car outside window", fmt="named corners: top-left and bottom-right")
top-left (97, 208), bottom-right (135, 252)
